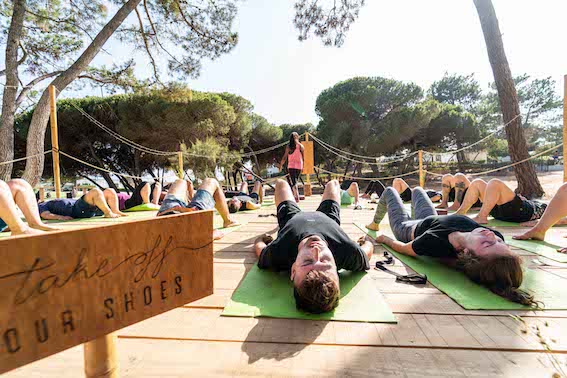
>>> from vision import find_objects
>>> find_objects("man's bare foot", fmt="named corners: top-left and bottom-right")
top-left (104, 212), bottom-right (121, 219)
top-left (30, 223), bottom-right (60, 232)
top-left (447, 203), bottom-right (460, 211)
top-left (213, 230), bottom-right (225, 240)
top-left (471, 215), bottom-right (488, 224)
top-left (118, 211), bottom-right (128, 217)
top-left (513, 229), bottom-right (546, 241)
top-left (366, 222), bottom-right (380, 231)
top-left (436, 203), bottom-right (448, 209)
top-left (223, 220), bottom-right (240, 228)
top-left (519, 220), bottom-right (538, 227)
top-left (11, 227), bottom-right (46, 236)
top-left (361, 193), bottom-right (371, 199)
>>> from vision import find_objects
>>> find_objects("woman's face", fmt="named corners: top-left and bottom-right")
top-left (464, 228), bottom-right (511, 257)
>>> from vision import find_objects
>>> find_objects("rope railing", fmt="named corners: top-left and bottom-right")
top-left (0, 150), bottom-right (52, 166)
top-left (314, 166), bottom-right (420, 181)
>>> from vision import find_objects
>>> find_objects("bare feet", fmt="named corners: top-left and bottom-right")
top-left (436, 203), bottom-right (448, 209)
top-left (447, 203), bottom-right (460, 211)
top-left (519, 220), bottom-right (539, 227)
top-left (366, 222), bottom-right (380, 231)
top-left (213, 230), bottom-right (225, 240)
top-left (558, 247), bottom-right (567, 254)
top-left (11, 227), bottom-right (46, 236)
top-left (513, 229), bottom-right (546, 241)
top-left (471, 215), bottom-right (488, 224)
top-left (104, 212), bottom-right (121, 219)
top-left (223, 219), bottom-right (240, 228)
top-left (361, 193), bottom-right (371, 199)
top-left (30, 223), bottom-right (60, 232)
top-left (118, 211), bottom-right (128, 217)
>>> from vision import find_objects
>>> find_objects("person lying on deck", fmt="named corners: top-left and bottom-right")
top-left (253, 179), bottom-right (374, 314)
top-left (338, 180), bottom-right (361, 208)
top-left (157, 178), bottom-right (239, 239)
top-left (392, 177), bottom-right (443, 203)
top-left (226, 181), bottom-right (263, 213)
top-left (360, 180), bottom-right (386, 199)
top-left (366, 186), bottom-right (537, 307)
top-left (454, 178), bottom-right (547, 224)
top-left (514, 183), bottom-right (567, 253)
top-left (0, 179), bottom-right (59, 235)
top-left (116, 181), bottom-right (162, 211)
top-left (39, 188), bottom-right (126, 220)
top-left (436, 173), bottom-right (482, 210)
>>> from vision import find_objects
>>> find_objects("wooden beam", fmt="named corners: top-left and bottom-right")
top-left (0, 211), bottom-right (214, 374)
top-left (49, 85), bottom-right (61, 199)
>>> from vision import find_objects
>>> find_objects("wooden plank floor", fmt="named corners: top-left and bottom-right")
top-left (6, 194), bottom-right (567, 377)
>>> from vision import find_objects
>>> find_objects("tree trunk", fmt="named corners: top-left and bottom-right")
top-left (0, 0), bottom-right (26, 180)
top-left (22, 0), bottom-right (143, 186)
top-left (473, 0), bottom-right (544, 197)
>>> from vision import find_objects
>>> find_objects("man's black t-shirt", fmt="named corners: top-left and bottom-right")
top-left (258, 201), bottom-right (369, 272)
top-left (412, 214), bottom-right (505, 258)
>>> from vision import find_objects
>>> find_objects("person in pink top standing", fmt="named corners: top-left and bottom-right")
top-left (279, 132), bottom-right (304, 202)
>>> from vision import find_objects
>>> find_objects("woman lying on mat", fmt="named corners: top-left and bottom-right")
top-left (366, 186), bottom-right (537, 307)
top-left (39, 188), bottom-right (126, 220)
top-left (117, 181), bottom-right (162, 211)
top-left (338, 180), bottom-right (361, 208)
top-left (360, 180), bottom-right (386, 199)
top-left (226, 181), bottom-right (263, 213)
top-left (514, 183), bottom-right (567, 253)
top-left (454, 178), bottom-right (546, 225)
top-left (0, 179), bottom-right (59, 235)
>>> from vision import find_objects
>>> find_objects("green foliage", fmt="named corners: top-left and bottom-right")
top-left (429, 73), bottom-right (482, 112)
top-left (183, 138), bottom-right (240, 180)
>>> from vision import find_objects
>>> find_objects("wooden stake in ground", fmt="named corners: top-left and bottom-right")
top-left (563, 74), bottom-right (566, 183)
top-left (49, 85), bottom-right (61, 198)
top-left (84, 333), bottom-right (119, 378)
top-left (303, 133), bottom-right (314, 196)
top-left (418, 150), bottom-right (424, 188)
top-left (178, 151), bottom-right (184, 179)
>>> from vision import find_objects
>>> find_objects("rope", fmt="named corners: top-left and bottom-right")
top-left (311, 136), bottom-right (419, 166)
top-left (0, 150), bottom-right (52, 166)
top-left (314, 167), bottom-right (420, 181)
top-left (241, 141), bottom-right (288, 157)
top-left (422, 114), bottom-right (521, 156)
top-left (59, 150), bottom-right (162, 180)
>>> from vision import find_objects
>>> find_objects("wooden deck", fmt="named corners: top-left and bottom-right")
top-left (6, 194), bottom-right (567, 377)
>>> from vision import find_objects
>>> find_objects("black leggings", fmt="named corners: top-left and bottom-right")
top-left (364, 180), bottom-right (386, 197)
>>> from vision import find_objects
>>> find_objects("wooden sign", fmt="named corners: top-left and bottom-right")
top-left (303, 140), bottom-right (314, 175)
top-left (0, 211), bottom-right (214, 374)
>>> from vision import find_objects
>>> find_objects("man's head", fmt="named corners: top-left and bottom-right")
top-left (291, 235), bottom-right (340, 313)
top-left (228, 197), bottom-right (241, 213)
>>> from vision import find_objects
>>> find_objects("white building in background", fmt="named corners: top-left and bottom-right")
top-left (430, 150), bottom-right (489, 164)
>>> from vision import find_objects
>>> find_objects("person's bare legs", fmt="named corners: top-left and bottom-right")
top-left (168, 179), bottom-right (189, 202)
top-left (198, 178), bottom-right (239, 228)
top-left (0, 180), bottom-right (45, 235)
top-left (346, 182), bottom-right (360, 207)
top-left (7, 179), bottom-right (58, 232)
top-left (275, 178), bottom-right (295, 206)
top-left (292, 183), bottom-right (300, 203)
top-left (514, 183), bottom-right (567, 241)
top-left (252, 181), bottom-right (263, 204)
top-left (436, 174), bottom-right (454, 209)
top-left (455, 179), bottom-right (486, 216)
top-left (103, 188), bottom-right (127, 216)
top-left (83, 188), bottom-right (119, 218)
top-left (322, 179), bottom-right (341, 203)
top-left (151, 182), bottom-right (162, 205)
top-left (469, 179), bottom-right (515, 224)
top-left (140, 183), bottom-right (151, 204)
top-left (448, 173), bottom-right (470, 211)
top-left (238, 181), bottom-right (249, 194)
top-left (392, 178), bottom-right (409, 195)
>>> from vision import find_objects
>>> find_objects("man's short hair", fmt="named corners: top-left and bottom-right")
top-left (228, 201), bottom-right (239, 213)
top-left (293, 270), bottom-right (340, 314)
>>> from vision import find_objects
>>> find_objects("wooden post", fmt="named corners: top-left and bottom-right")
top-left (418, 150), bottom-right (425, 187)
top-left (304, 133), bottom-right (312, 196)
top-left (563, 75), bottom-right (566, 183)
top-left (39, 187), bottom-right (45, 202)
top-left (84, 334), bottom-right (119, 378)
top-left (49, 85), bottom-right (61, 199)
top-left (178, 151), bottom-right (184, 179)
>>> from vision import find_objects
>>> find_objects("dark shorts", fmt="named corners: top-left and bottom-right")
top-left (72, 196), bottom-right (103, 218)
top-left (276, 199), bottom-right (341, 229)
top-left (490, 194), bottom-right (546, 223)
top-left (400, 188), bottom-right (442, 203)
top-left (249, 192), bottom-right (260, 201)
top-left (0, 217), bottom-right (7, 232)
top-left (157, 189), bottom-right (215, 216)
top-left (288, 168), bottom-right (302, 186)
top-left (446, 187), bottom-right (482, 207)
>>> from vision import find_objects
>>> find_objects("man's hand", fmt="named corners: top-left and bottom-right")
top-left (259, 234), bottom-right (274, 244)
top-left (358, 235), bottom-right (375, 246)
top-left (254, 234), bottom-right (273, 258)
top-left (375, 234), bottom-right (391, 245)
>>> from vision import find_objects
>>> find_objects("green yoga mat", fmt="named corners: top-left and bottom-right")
top-left (355, 223), bottom-right (567, 310)
top-left (123, 203), bottom-right (160, 212)
top-left (222, 265), bottom-right (396, 323)
top-left (507, 239), bottom-right (567, 263)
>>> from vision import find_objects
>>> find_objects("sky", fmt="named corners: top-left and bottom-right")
top-left (70, 0), bottom-right (567, 126)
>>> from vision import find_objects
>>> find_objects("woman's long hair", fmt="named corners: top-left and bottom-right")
top-left (288, 132), bottom-right (299, 153)
top-left (456, 251), bottom-right (540, 308)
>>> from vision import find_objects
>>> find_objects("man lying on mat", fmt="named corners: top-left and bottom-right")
top-left (39, 187), bottom-right (126, 220)
top-left (157, 178), bottom-right (239, 239)
top-left (117, 181), bottom-right (162, 211)
top-left (366, 186), bottom-right (537, 307)
top-left (514, 183), bottom-right (567, 253)
top-left (253, 179), bottom-right (374, 314)
top-left (435, 173), bottom-right (482, 211)
top-left (454, 178), bottom-right (546, 224)
top-left (226, 181), bottom-right (263, 213)
top-left (0, 179), bottom-right (59, 235)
